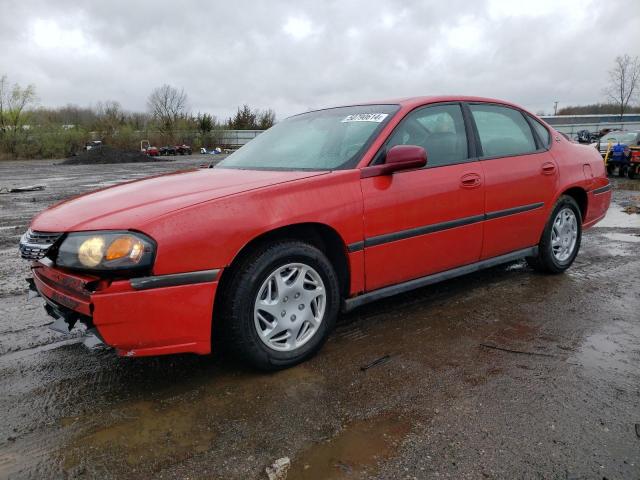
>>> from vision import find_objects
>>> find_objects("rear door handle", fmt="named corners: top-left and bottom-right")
top-left (542, 162), bottom-right (557, 175)
top-left (460, 173), bottom-right (482, 189)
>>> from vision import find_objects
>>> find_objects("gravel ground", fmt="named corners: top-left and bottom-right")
top-left (0, 157), bottom-right (639, 479)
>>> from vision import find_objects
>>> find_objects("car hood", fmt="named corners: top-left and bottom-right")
top-left (31, 168), bottom-right (328, 232)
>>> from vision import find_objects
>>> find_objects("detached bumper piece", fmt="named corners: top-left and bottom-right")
top-left (28, 277), bottom-right (107, 350)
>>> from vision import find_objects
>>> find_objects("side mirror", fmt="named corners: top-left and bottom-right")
top-left (361, 145), bottom-right (427, 178)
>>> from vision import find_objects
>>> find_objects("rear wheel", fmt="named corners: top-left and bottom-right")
top-left (218, 241), bottom-right (340, 370)
top-left (629, 167), bottom-right (637, 179)
top-left (527, 195), bottom-right (582, 274)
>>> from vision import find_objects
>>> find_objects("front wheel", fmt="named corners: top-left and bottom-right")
top-left (218, 241), bottom-right (340, 370)
top-left (527, 195), bottom-right (582, 274)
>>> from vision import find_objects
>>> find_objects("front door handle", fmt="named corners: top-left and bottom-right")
top-left (542, 162), bottom-right (557, 175)
top-left (460, 173), bottom-right (482, 189)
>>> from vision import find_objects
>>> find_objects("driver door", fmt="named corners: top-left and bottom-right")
top-left (360, 103), bottom-right (485, 291)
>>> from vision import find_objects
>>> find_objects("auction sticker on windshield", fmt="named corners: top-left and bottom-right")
top-left (341, 113), bottom-right (389, 123)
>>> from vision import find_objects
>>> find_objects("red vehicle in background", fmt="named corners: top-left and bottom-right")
top-left (140, 140), bottom-right (159, 157)
top-left (20, 96), bottom-right (610, 369)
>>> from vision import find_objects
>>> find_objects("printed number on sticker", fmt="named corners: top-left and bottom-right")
top-left (341, 113), bottom-right (389, 123)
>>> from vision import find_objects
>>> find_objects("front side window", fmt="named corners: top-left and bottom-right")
top-left (383, 104), bottom-right (469, 167)
top-left (216, 104), bottom-right (399, 171)
top-left (470, 104), bottom-right (537, 157)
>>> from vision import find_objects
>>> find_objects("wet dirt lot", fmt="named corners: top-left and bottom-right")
top-left (0, 158), bottom-right (639, 479)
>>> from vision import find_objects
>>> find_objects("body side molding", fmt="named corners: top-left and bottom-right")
top-left (592, 183), bottom-right (611, 195)
top-left (351, 202), bottom-right (544, 250)
top-left (130, 269), bottom-right (220, 290)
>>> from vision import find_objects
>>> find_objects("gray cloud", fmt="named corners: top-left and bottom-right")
top-left (1, 0), bottom-right (639, 119)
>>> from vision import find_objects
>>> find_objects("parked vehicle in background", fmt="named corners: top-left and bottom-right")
top-left (20, 96), bottom-right (611, 370)
top-left (575, 129), bottom-right (598, 144)
top-left (140, 140), bottom-right (159, 157)
top-left (84, 140), bottom-right (102, 151)
top-left (145, 146), bottom-right (160, 156)
top-left (627, 148), bottom-right (640, 178)
top-left (159, 144), bottom-right (192, 155)
top-left (176, 144), bottom-right (193, 155)
top-left (160, 145), bottom-right (177, 156)
top-left (593, 130), bottom-right (640, 155)
top-left (200, 147), bottom-right (223, 154)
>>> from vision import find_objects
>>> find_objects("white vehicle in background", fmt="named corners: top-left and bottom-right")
top-left (591, 131), bottom-right (640, 155)
top-left (84, 140), bottom-right (102, 151)
top-left (200, 147), bottom-right (223, 154)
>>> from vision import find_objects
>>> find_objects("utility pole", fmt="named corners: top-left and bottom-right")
top-left (553, 101), bottom-right (559, 116)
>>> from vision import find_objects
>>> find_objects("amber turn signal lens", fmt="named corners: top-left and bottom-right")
top-left (105, 236), bottom-right (145, 263)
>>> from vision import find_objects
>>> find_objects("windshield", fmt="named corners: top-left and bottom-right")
top-left (600, 132), bottom-right (638, 144)
top-left (217, 104), bottom-right (399, 170)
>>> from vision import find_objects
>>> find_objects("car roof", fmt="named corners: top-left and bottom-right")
top-left (358, 95), bottom-right (524, 109)
top-left (291, 96), bottom-right (537, 120)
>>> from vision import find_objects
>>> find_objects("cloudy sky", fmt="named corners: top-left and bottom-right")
top-left (1, 0), bottom-right (639, 120)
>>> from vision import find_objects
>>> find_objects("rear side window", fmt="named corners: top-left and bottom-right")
top-left (385, 104), bottom-right (469, 167)
top-left (470, 104), bottom-right (537, 157)
top-left (528, 115), bottom-right (551, 148)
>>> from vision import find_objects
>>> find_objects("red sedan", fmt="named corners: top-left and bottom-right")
top-left (20, 96), bottom-right (611, 369)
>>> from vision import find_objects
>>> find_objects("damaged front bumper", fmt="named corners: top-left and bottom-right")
top-left (27, 277), bottom-right (106, 349)
top-left (28, 260), bottom-right (220, 357)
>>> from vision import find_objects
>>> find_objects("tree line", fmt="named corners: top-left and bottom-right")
top-left (0, 79), bottom-right (276, 159)
top-left (557, 103), bottom-right (640, 116)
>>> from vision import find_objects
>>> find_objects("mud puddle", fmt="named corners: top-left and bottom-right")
top-left (59, 365), bottom-right (327, 477)
top-left (601, 232), bottom-right (640, 243)
top-left (594, 202), bottom-right (640, 228)
top-left (572, 319), bottom-right (640, 378)
top-left (288, 414), bottom-right (410, 479)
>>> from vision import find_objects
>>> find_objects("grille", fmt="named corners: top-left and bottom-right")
top-left (19, 229), bottom-right (63, 260)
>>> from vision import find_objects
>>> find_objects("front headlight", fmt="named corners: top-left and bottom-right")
top-left (55, 231), bottom-right (155, 273)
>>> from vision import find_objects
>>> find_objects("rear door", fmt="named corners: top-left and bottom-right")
top-left (466, 103), bottom-right (557, 259)
top-left (360, 103), bottom-right (485, 291)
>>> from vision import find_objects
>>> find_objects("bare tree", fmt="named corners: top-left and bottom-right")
top-left (0, 74), bottom-right (37, 153)
top-left (94, 100), bottom-right (125, 139)
top-left (147, 84), bottom-right (188, 139)
top-left (604, 54), bottom-right (640, 118)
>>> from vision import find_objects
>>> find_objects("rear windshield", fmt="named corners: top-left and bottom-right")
top-left (217, 104), bottom-right (399, 171)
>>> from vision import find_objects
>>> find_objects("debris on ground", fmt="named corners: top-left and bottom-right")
top-left (623, 205), bottom-right (640, 214)
top-left (360, 354), bottom-right (392, 371)
top-left (62, 145), bottom-right (166, 165)
top-left (480, 343), bottom-right (557, 357)
top-left (0, 185), bottom-right (45, 194)
top-left (265, 457), bottom-right (291, 480)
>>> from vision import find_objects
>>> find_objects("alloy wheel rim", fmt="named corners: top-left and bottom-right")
top-left (254, 263), bottom-right (326, 352)
top-left (551, 207), bottom-right (578, 262)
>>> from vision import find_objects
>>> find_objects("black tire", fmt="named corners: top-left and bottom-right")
top-left (606, 164), bottom-right (615, 176)
top-left (217, 241), bottom-right (340, 370)
top-left (618, 166), bottom-right (627, 177)
top-left (628, 167), bottom-right (636, 179)
top-left (526, 195), bottom-right (582, 274)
